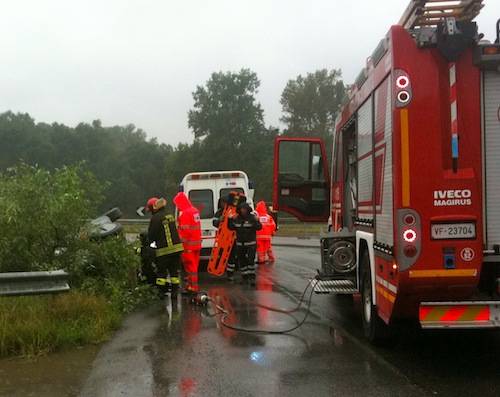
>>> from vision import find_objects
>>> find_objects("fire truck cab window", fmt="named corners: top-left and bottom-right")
top-left (311, 144), bottom-right (324, 181)
top-left (278, 140), bottom-right (329, 218)
top-left (279, 141), bottom-right (326, 183)
top-left (188, 189), bottom-right (214, 219)
top-left (279, 141), bottom-right (310, 181)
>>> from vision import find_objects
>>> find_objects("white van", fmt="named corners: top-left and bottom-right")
top-left (179, 171), bottom-right (254, 260)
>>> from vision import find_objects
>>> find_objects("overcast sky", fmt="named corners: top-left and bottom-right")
top-left (1, 1), bottom-right (499, 145)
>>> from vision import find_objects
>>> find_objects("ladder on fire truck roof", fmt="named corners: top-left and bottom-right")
top-left (399, 0), bottom-right (484, 29)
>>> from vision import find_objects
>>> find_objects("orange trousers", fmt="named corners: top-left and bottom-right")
top-left (182, 250), bottom-right (200, 292)
top-left (256, 239), bottom-right (275, 263)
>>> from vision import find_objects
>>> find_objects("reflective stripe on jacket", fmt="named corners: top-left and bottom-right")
top-left (148, 208), bottom-right (184, 257)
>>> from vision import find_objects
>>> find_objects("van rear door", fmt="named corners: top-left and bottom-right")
top-left (187, 188), bottom-right (215, 250)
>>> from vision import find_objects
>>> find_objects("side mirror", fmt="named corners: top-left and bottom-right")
top-left (136, 206), bottom-right (146, 217)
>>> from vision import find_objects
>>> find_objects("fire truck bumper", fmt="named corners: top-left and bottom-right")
top-left (419, 301), bottom-right (500, 329)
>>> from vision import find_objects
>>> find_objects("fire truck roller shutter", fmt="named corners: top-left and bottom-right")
top-left (483, 70), bottom-right (500, 250)
top-left (374, 77), bottom-right (394, 247)
top-left (357, 97), bottom-right (374, 221)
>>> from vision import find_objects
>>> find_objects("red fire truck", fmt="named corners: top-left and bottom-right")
top-left (273, 0), bottom-right (500, 343)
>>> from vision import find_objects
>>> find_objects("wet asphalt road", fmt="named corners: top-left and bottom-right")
top-left (78, 245), bottom-right (500, 397)
top-left (80, 245), bottom-right (423, 397)
top-left (76, 244), bottom-right (496, 397)
top-left (7, 245), bottom-right (500, 396)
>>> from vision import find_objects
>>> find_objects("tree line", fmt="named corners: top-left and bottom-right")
top-left (0, 68), bottom-right (346, 216)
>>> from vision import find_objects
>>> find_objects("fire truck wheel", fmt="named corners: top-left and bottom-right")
top-left (360, 251), bottom-right (391, 345)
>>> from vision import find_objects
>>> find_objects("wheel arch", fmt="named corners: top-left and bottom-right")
top-left (356, 231), bottom-right (376, 305)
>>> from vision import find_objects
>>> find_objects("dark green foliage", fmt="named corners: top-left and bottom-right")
top-left (0, 68), bottom-right (346, 212)
top-left (182, 69), bottom-right (278, 201)
top-left (0, 112), bottom-right (172, 216)
top-left (0, 164), bottom-right (144, 299)
top-left (280, 69), bottom-right (346, 139)
top-left (0, 165), bottom-right (156, 357)
top-left (0, 164), bottom-right (102, 272)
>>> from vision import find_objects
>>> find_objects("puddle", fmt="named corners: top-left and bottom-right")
top-left (0, 345), bottom-right (99, 397)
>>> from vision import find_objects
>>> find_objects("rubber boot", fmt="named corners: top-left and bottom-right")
top-left (171, 283), bottom-right (179, 302)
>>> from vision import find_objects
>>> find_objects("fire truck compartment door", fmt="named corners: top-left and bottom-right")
top-left (483, 70), bottom-right (500, 250)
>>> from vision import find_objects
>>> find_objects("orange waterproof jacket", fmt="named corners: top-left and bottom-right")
top-left (255, 201), bottom-right (276, 241)
top-left (173, 192), bottom-right (202, 251)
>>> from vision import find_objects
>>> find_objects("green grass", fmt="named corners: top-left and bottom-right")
top-left (122, 223), bottom-right (146, 235)
top-left (275, 222), bottom-right (323, 237)
top-left (0, 292), bottom-right (121, 357)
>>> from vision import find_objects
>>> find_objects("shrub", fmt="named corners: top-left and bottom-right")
top-left (0, 164), bottom-right (102, 272)
top-left (0, 164), bottom-right (157, 357)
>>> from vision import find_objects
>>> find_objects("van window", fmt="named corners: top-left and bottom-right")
top-left (188, 190), bottom-right (214, 219)
top-left (219, 187), bottom-right (244, 201)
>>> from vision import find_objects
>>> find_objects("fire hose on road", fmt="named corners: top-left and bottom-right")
top-left (193, 279), bottom-right (318, 335)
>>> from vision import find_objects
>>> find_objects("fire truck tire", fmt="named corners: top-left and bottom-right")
top-left (360, 250), bottom-right (391, 345)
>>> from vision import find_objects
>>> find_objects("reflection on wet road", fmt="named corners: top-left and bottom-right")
top-left (80, 250), bottom-right (423, 397)
top-left (0, 345), bottom-right (98, 397)
top-left (3, 246), bottom-right (500, 396)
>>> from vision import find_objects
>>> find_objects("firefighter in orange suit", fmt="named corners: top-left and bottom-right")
top-left (173, 192), bottom-right (202, 294)
top-left (255, 201), bottom-right (276, 264)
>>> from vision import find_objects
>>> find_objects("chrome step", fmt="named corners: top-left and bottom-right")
top-left (312, 279), bottom-right (358, 294)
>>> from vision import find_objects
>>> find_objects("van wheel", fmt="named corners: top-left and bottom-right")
top-left (360, 250), bottom-right (392, 345)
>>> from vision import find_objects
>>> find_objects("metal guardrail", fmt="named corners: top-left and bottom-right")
top-left (0, 270), bottom-right (70, 297)
top-left (120, 217), bottom-right (322, 239)
top-left (119, 219), bottom-right (149, 225)
top-left (119, 217), bottom-right (303, 225)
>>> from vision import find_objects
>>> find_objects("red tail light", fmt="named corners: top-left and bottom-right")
top-left (404, 214), bottom-right (416, 225)
top-left (483, 46), bottom-right (500, 55)
top-left (396, 76), bottom-right (409, 89)
top-left (394, 70), bottom-right (413, 108)
top-left (397, 209), bottom-right (421, 271)
top-left (403, 229), bottom-right (417, 243)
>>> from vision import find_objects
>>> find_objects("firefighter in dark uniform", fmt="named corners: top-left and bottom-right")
top-left (146, 197), bottom-right (184, 300)
top-left (228, 202), bottom-right (262, 286)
